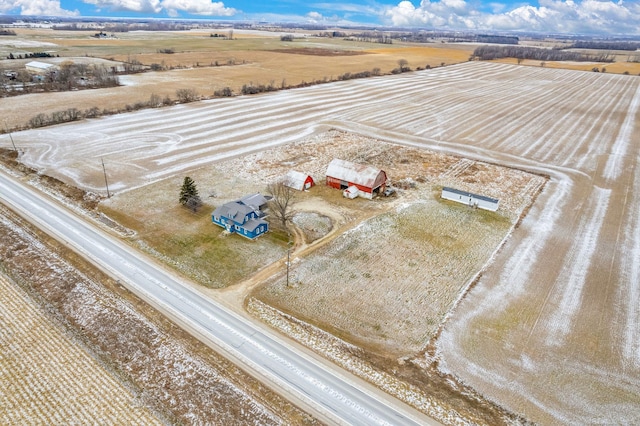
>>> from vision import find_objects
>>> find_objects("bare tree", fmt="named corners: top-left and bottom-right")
top-left (176, 88), bottom-right (198, 103)
top-left (398, 58), bottom-right (409, 72)
top-left (267, 180), bottom-right (297, 230)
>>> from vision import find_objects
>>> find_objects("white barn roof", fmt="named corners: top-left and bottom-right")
top-left (326, 159), bottom-right (386, 189)
top-left (283, 170), bottom-right (311, 190)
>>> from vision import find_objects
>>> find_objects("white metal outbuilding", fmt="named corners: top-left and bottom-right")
top-left (441, 187), bottom-right (499, 211)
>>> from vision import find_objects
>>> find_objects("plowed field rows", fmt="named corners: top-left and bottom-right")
top-left (5, 62), bottom-right (636, 194)
top-left (3, 61), bottom-right (640, 424)
top-left (0, 273), bottom-right (161, 425)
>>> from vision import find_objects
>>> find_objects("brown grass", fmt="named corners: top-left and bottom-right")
top-left (1, 29), bottom-right (475, 129)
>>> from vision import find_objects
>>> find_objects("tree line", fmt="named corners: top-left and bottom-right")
top-left (472, 45), bottom-right (614, 62)
top-left (566, 41), bottom-right (640, 51)
top-left (53, 22), bottom-right (193, 32)
top-left (6, 52), bottom-right (56, 60)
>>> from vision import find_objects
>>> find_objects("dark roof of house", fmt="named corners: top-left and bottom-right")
top-left (239, 193), bottom-right (269, 210)
top-left (212, 202), bottom-right (255, 222)
top-left (442, 187), bottom-right (499, 204)
top-left (243, 218), bottom-right (268, 233)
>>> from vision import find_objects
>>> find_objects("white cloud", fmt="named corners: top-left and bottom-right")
top-left (82, 0), bottom-right (235, 16)
top-left (0, 0), bottom-right (79, 16)
top-left (82, 0), bottom-right (162, 14)
top-left (307, 11), bottom-right (324, 20)
top-left (160, 0), bottom-right (235, 17)
top-left (383, 0), bottom-right (640, 34)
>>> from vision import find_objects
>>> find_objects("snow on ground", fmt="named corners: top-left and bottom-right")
top-left (0, 208), bottom-right (301, 425)
top-left (0, 271), bottom-right (162, 425)
top-left (255, 193), bottom-right (514, 356)
top-left (2, 61), bottom-right (640, 424)
top-left (0, 39), bottom-right (58, 48)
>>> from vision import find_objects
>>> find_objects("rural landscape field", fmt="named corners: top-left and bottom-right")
top-left (2, 25), bottom-right (640, 425)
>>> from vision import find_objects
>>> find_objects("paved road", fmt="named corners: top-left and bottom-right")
top-left (0, 170), bottom-right (435, 426)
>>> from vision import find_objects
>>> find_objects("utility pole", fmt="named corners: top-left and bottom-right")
top-left (286, 237), bottom-right (293, 287)
top-left (101, 158), bottom-right (110, 198)
top-left (4, 121), bottom-right (17, 152)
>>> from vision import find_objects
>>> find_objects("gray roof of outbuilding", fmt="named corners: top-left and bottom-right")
top-left (442, 187), bottom-right (499, 204)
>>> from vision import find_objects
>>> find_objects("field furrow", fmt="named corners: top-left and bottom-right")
top-left (0, 272), bottom-right (162, 425)
top-left (543, 186), bottom-right (611, 346)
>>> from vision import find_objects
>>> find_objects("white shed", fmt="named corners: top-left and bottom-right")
top-left (25, 61), bottom-right (55, 73)
top-left (441, 187), bottom-right (499, 211)
top-left (343, 185), bottom-right (360, 199)
top-left (283, 170), bottom-right (314, 191)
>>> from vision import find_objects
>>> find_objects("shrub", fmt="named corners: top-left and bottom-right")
top-left (214, 87), bottom-right (233, 97)
top-left (176, 88), bottom-right (198, 103)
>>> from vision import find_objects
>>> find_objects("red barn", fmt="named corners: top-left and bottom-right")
top-left (325, 159), bottom-right (387, 199)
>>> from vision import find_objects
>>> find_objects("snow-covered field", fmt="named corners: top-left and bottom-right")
top-left (3, 61), bottom-right (640, 424)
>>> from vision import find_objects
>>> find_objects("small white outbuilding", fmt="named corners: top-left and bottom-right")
top-left (25, 61), bottom-right (56, 74)
top-left (343, 185), bottom-right (360, 199)
top-left (283, 170), bottom-right (314, 191)
top-left (441, 187), bottom-right (499, 211)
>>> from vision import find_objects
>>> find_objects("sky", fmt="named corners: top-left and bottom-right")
top-left (0, 0), bottom-right (639, 35)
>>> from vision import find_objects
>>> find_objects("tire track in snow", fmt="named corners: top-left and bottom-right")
top-left (518, 77), bottom-right (617, 160)
top-left (619, 155), bottom-right (640, 366)
top-left (424, 66), bottom-right (590, 147)
top-left (485, 72), bottom-right (597, 152)
top-left (544, 186), bottom-right (611, 346)
top-left (603, 85), bottom-right (640, 181)
top-left (534, 76), bottom-right (627, 163)
top-left (565, 76), bottom-right (637, 170)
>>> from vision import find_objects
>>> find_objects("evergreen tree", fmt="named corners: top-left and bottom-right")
top-left (179, 176), bottom-right (202, 211)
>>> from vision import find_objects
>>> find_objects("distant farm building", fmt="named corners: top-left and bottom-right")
top-left (441, 187), bottom-right (499, 211)
top-left (283, 170), bottom-right (314, 191)
top-left (211, 193), bottom-right (270, 239)
top-left (325, 159), bottom-right (387, 199)
top-left (25, 61), bottom-right (56, 74)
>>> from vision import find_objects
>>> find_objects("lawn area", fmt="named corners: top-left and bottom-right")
top-left (99, 174), bottom-right (286, 289)
top-left (253, 188), bottom-right (513, 357)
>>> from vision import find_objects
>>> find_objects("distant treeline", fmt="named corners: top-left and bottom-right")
top-left (343, 32), bottom-right (393, 44)
top-left (472, 45), bottom-right (614, 62)
top-left (567, 41), bottom-right (640, 51)
top-left (53, 22), bottom-right (192, 32)
top-left (477, 35), bottom-right (519, 45)
top-left (345, 32), bottom-right (518, 45)
top-left (7, 51), bottom-right (57, 59)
